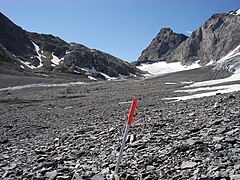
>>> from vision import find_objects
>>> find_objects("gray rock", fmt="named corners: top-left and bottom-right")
top-left (212, 136), bottom-right (224, 142)
top-left (72, 172), bottom-right (83, 180)
top-left (91, 174), bottom-right (105, 180)
top-left (214, 171), bottom-right (229, 178)
top-left (137, 28), bottom-right (187, 63)
top-left (231, 174), bottom-right (240, 180)
top-left (172, 174), bottom-right (182, 180)
top-left (226, 128), bottom-right (239, 135)
top-left (45, 170), bottom-right (57, 180)
top-left (146, 165), bottom-right (155, 171)
top-left (181, 161), bottom-right (197, 169)
top-left (186, 138), bottom-right (197, 146)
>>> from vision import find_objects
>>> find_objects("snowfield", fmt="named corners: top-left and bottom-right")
top-left (163, 45), bottom-right (240, 101)
top-left (51, 53), bottom-right (63, 65)
top-left (137, 61), bottom-right (200, 76)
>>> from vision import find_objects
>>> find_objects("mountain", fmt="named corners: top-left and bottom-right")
top-left (137, 28), bottom-right (187, 64)
top-left (167, 10), bottom-right (240, 66)
top-left (0, 12), bottom-right (143, 79)
top-left (136, 10), bottom-right (240, 74)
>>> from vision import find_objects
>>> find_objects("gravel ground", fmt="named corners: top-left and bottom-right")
top-left (0, 70), bottom-right (239, 180)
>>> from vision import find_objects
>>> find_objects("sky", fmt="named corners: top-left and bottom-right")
top-left (0, 0), bottom-right (239, 62)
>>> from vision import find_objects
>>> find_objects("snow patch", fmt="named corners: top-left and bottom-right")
top-left (81, 67), bottom-right (137, 80)
top-left (73, 70), bottom-right (81, 74)
top-left (19, 60), bottom-right (36, 69)
top-left (206, 61), bottom-right (214, 66)
top-left (137, 61), bottom-right (200, 76)
top-left (180, 81), bottom-right (193, 84)
top-left (100, 73), bottom-right (117, 80)
top-left (217, 45), bottom-right (240, 63)
top-left (129, 73), bottom-right (137, 78)
top-left (81, 67), bottom-right (117, 80)
top-left (36, 73), bottom-right (49, 77)
top-left (0, 82), bottom-right (86, 91)
top-left (51, 53), bottom-right (62, 65)
top-left (32, 42), bottom-right (43, 68)
top-left (186, 68), bottom-right (240, 88)
top-left (229, 9), bottom-right (240, 15)
top-left (88, 76), bottom-right (97, 81)
top-left (164, 84), bottom-right (240, 101)
top-left (163, 46), bottom-right (240, 101)
top-left (118, 101), bottom-right (132, 105)
top-left (165, 82), bottom-right (177, 85)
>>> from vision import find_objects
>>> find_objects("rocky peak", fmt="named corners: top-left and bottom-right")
top-left (167, 11), bottom-right (240, 65)
top-left (138, 28), bottom-right (188, 62)
top-left (0, 12), bottom-right (35, 60)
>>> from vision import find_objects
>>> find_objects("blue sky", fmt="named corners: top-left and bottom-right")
top-left (0, 0), bottom-right (239, 62)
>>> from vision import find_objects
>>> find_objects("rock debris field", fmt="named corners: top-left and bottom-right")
top-left (0, 73), bottom-right (240, 180)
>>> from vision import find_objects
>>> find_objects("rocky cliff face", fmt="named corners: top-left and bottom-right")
top-left (0, 13), bottom-right (36, 60)
top-left (0, 13), bottom-right (143, 79)
top-left (138, 28), bottom-right (187, 63)
top-left (167, 11), bottom-right (240, 65)
top-left (137, 10), bottom-right (240, 68)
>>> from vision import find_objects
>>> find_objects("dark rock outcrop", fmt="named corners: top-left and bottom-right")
top-left (0, 12), bottom-right (36, 60)
top-left (138, 28), bottom-right (188, 63)
top-left (0, 44), bottom-right (30, 75)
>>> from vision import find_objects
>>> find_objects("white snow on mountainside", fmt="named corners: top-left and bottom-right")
top-left (163, 46), bottom-right (240, 101)
top-left (81, 67), bottom-right (136, 80)
top-left (137, 61), bottom-right (200, 76)
top-left (0, 82), bottom-right (86, 91)
top-left (229, 9), bottom-right (240, 15)
top-left (51, 53), bottom-right (63, 65)
top-left (32, 42), bottom-right (43, 68)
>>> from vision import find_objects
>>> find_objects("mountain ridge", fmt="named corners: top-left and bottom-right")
top-left (0, 12), bottom-right (143, 80)
top-left (137, 10), bottom-right (240, 70)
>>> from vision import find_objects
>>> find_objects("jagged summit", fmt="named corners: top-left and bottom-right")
top-left (138, 28), bottom-right (187, 63)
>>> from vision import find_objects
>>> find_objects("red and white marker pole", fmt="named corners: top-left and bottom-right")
top-left (114, 98), bottom-right (138, 174)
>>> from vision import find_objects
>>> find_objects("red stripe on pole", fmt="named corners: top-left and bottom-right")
top-left (126, 98), bottom-right (138, 125)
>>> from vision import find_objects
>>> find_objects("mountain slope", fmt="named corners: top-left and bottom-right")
top-left (0, 12), bottom-right (36, 60)
top-left (0, 12), bottom-right (143, 79)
